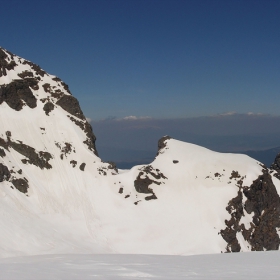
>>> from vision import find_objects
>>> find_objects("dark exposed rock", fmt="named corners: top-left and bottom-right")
top-left (0, 79), bottom-right (37, 110)
top-left (22, 60), bottom-right (46, 77)
top-left (221, 169), bottom-right (280, 252)
top-left (4, 49), bottom-right (15, 58)
top-left (17, 71), bottom-right (34, 79)
top-left (17, 70), bottom-right (39, 89)
top-left (97, 167), bottom-right (107, 176)
top-left (145, 194), bottom-right (157, 201)
top-left (173, 160), bottom-right (179, 164)
top-left (230, 171), bottom-right (241, 179)
top-left (11, 178), bottom-right (29, 194)
top-left (42, 83), bottom-right (51, 93)
top-left (119, 187), bottom-right (123, 194)
top-left (52, 90), bottom-right (64, 99)
top-left (42, 83), bottom-right (63, 99)
top-left (39, 151), bottom-right (52, 161)
top-left (70, 160), bottom-right (77, 167)
top-left (0, 137), bottom-right (9, 150)
top-left (61, 143), bottom-right (72, 156)
top-left (23, 78), bottom-right (39, 90)
top-left (134, 174), bottom-right (156, 194)
top-left (157, 135), bottom-right (171, 155)
top-left (270, 153), bottom-right (280, 179)
top-left (43, 101), bottom-right (54, 115)
top-left (79, 163), bottom-right (86, 171)
top-left (134, 166), bottom-right (166, 195)
top-left (52, 77), bottom-right (61, 82)
top-left (68, 116), bottom-right (98, 156)
top-left (83, 121), bottom-right (98, 156)
top-left (107, 161), bottom-right (118, 173)
top-left (0, 163), bottom-right (10, 182)
top-left (220, 190), bottom-right (243, 252)
top-left (68, 115), bottom-right (84, 130)
top-left (125, 195), bottom-right (130, 198)
top-left (141, 165), bottom-right (167, 180)
top-left (0, 148), bottom-right (6, 157)
top-left (55, 142), bottom-right (73, 159)
top-left (271, 153), bottom-right (280, 172)
top-left (60, 81), bottom-right (71, 94)
top-left (0, 48), bottom-right (17, 77)
top-left (9, 140), bottom-right (52, 169)
top-left (243, 171), bottom-right (280, 250)
top-left (52, 77), bottom-right (71, 94)
top-left (56, 95), bottom-right (85, 120)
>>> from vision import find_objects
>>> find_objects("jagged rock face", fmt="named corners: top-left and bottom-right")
top-left (0, 131), bottom-right (51, 193)
top-left (0, 46), bottom-right (103, 196)
top-left (157, 135), bottom-right (171, 155)
top-left (56, 95), bottom-right (85, 120)
top-left (0, 163), bottom-right (10, 182)
top-left (67, 115), bottom-right (98, 156)
top-left (134, 165), bottom-right (167, 200)
top-left (220, 167), bottom-right (280, 252)
top-left (0, 79), bottom-right (37, 110)
top-left (43, 101), bottom-right (54, 115)
top-left (243, 170), bottom-right (280, 250)
top-left (271, 153), bottom-right (280, 171)
top-left (9, 139), bottom-right (52, 169)
top-left (11, 178), bottom-right (29, 194)
top-left (221, 189), bottom-right (244, 252)
top-left (271, 153), bottom-right (280, 179)
top-left (0, 46), bottom-right (98, 157)
top-left (0, 48), bottom-right (16, 77)
top-left (0, 148), bottom-right (5, 157)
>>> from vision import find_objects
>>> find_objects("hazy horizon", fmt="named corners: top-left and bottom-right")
top-left (91, 113), bottom-right (280, 168)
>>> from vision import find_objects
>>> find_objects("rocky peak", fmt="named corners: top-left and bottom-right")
top-left (0, 47), bottom-right (98, 156)
top-left (0, 47), bottom-right (17, 77)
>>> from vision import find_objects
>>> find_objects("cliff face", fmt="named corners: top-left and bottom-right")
top-left (1, 47), bottom-right (280, 257)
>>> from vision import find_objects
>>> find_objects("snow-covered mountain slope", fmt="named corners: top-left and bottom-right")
top-left (1, 46), bottom-right (280, 258)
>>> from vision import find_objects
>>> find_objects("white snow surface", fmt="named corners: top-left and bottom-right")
top-left (1, 251), bottom-right (280, 280)
top-left (1, 47), bottom-right (279, 259)
top-left (0, 123), bottom-right (265, 257)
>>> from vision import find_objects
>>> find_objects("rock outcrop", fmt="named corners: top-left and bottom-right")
top-left (221, 167), bottom-right (280, 252)
top-left (271, 153), bottom-right (280, 179)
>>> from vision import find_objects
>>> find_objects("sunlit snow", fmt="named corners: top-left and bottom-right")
top-left (1, 47), bottom-right (280, 279)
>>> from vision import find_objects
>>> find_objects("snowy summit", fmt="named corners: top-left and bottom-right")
top-left (1, 46), bottom-right (280, 260)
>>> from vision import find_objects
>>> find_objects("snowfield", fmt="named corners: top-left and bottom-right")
top-left (1, 251), bottom-right (280, 280)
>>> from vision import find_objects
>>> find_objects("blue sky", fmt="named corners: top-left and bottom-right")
top-left (2, 0), bottom-right (280, 166)
top-left (1, 0), bottom-right (280, 120)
